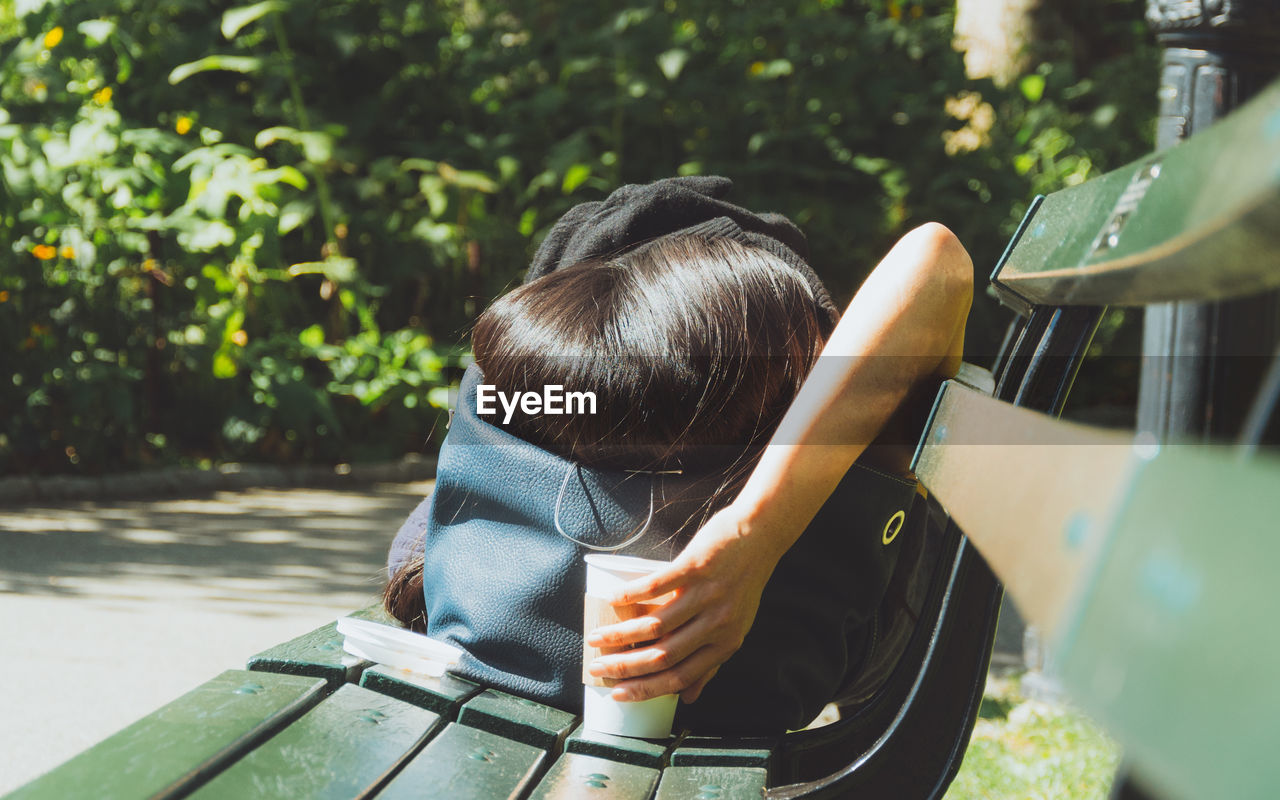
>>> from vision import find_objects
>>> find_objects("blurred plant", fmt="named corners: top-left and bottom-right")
top-left (0, 0), bottom-right (1157, 475)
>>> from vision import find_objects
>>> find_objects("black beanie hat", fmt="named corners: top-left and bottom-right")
top-left (526, 176), bottom-right (841, 332)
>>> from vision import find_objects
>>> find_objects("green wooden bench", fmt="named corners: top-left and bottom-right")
top-left (10, 74), bottom-right (1280, 800)
top-left (910, 74), bottom-right (1280, 800)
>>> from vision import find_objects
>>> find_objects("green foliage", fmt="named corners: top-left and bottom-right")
top-left (946, 675), bottom-right (1122, 799)
top-left (0, 0), bottom-right (1157, 475)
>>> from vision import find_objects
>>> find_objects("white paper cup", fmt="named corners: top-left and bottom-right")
top-left (584, 553), bottom-right (671, 597)
top-left (582, 553), bottom-right (678, 739)
top-left (583, 684), bottom-right (679, 739)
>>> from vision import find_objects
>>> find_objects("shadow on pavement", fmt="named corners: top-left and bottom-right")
top-left (0, 482), bottom-right (432, 612)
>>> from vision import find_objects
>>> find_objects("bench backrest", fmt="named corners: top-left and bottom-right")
top-left (904, 75), bottom-right (1280, 800)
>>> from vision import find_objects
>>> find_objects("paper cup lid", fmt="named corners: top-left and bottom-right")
top-left (584, 554), bottom-right (671, 596)
top-left (336, 617), bottom-right (463, 675)
top-left (583, 554), bottom-right (670, 575)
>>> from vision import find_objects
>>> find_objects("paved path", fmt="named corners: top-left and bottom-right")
top-left (0, 482), bottom-right (432, 794)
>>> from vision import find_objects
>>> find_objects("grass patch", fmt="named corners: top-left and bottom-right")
top-left (945, 674), bottom-right (1122, 800)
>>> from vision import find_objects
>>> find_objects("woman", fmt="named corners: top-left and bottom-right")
top-left (386, 176), bottom-right (972, 733)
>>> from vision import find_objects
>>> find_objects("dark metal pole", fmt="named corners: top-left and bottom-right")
top-left (1138, 1), bottom-right (1280, 442)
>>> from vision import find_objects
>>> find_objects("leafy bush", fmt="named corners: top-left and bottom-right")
top-left (0, 0), bottom-right (1156, 475)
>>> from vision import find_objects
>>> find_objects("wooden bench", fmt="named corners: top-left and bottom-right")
top-left (912, 74), bottom-right (1280, 800)
top-left (6, 562), bottom-right (994, 800)
top-left (11, 75), bottom-right (1280, 800)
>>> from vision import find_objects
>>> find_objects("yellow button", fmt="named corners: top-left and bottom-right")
top-left (882, 510), bottom-right (906, 545)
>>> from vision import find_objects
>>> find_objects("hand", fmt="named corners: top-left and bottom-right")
top-left (583, 503), bottom-right (782, 704)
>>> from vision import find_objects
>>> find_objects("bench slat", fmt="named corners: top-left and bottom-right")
top-left (916, 378), bottom-right (1280, 800)
top-left (360, 663), bottom-right (482, 719)
top-left (564, 723), bottom-right (674, 768)
top-left (246, 619), bottom-right (369, 689)
top-left (654, 766), bottom-right (768, 799)
top-left (7, 670), bottom-right (325, 800)
top-left (245, 608), bottom-right (391, 689)
top-left (375, 721), bottom-right (547, 800)
top-left (911, 379), bottom-right (1134, 632)
top-left (670, 737), bottom-right (776, 774)
top-left (1057, 446), bottom-right (1280, 800)
top-left (458, 689), bottom-right (579, 752)
top-left (993, 77), bottom-right (1280, 309)
top-left (526, 753), bottom-right (660, 800)
top-left (187, 683), bottom-right (441, 799)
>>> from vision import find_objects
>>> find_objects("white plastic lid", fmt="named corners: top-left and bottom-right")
top-left (336, 617), bottom-right (463, 677)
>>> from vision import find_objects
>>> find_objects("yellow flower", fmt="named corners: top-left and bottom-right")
top-left (93, 86), bottom-right (113, 105)
top-left (142, 258), bottom-right (157, 272)
top-left (749, 61), bottom-right (765, 76)
top-left (0, 290), bottom-right (10, 303)
top-left (175, 116), bottom-right (193, 135)
top-left (230, 330), bottom-right (249, 346)
top-left (32, 244), bottom-right (56, 260)
top-left (60, 245), bottom-right (75, 259)
top-left (43, 27), bottom-right (63, 49)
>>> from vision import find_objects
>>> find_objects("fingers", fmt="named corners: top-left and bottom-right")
top-left (609, 547), bottom-right (711, 599)
top-left (586, 592), bottom-right (701, 649)
top-left (606, 645), bottom-right (728, 702)
top-left (609, 563), bottom-right (687, 605)
top-left (585, 615), bottom-right (665, 649)
top-left (587, 611), bottom-right (716, 680)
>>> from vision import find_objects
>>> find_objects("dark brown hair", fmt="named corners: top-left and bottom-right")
top-left (384, 235), bottom-right (828, 630)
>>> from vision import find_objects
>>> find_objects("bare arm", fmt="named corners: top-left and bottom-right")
top-left (585, 223), bottom-right (973, 702)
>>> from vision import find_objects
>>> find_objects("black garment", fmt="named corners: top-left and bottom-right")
top-left (676, 463), bottom-right (917, 734)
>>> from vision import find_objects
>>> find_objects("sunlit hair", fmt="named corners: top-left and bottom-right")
top-left (473, 234), bottom-right (827, 470)
top-left (384, 234), bottom-right (829, 630)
